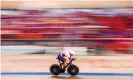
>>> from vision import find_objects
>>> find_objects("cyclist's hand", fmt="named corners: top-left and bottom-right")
top-left (71, 57), bottom-right (76, 61)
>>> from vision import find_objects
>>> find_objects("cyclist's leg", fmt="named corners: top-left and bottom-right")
top-left (57, 54), bottom-right (65, 69)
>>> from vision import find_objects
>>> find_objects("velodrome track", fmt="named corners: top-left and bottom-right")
top-left (1, 55), bottom-right (133, 80)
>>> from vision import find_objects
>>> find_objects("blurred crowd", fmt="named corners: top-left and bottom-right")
top-left (1, 8), bottom-right (133, 54)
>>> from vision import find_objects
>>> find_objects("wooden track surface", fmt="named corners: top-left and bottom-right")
top-left (2, 1), bottom-right (133, 9)
top-left (2, 75), bottom-right (133, 80)
top-left (2, 55), bottom-right (133, 80)
top-left (2, 55), bottom-right (133, 72)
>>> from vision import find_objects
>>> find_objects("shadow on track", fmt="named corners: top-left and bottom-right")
top-left (51, 75), bottom-right (82, 79)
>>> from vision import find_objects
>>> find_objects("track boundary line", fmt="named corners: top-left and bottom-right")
top-left (1, 72), bottom-right (133, 76)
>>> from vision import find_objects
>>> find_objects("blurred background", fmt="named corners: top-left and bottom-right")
top-left (1, 1), bottom-right (133, 56)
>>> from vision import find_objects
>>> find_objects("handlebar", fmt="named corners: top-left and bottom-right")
top-left (71, 58), bottom-right (76, 61)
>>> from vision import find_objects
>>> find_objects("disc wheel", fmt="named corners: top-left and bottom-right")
top-left (67, 64), bottom-right (79, 76)
top-left (50, 64), bottom-right (61, 75)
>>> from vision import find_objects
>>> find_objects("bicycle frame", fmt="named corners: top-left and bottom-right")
top-left (58, 59), bottom-right (73, 69)
top-left (64, 60), bottom-right (73, 69)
